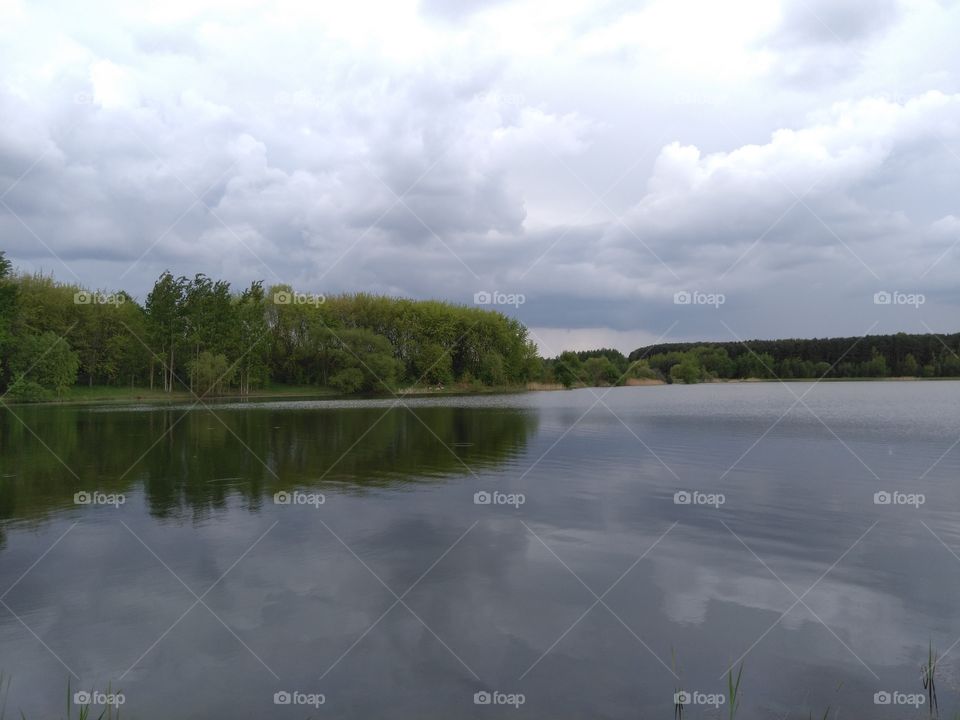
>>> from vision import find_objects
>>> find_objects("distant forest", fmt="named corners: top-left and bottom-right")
top-left (628, 334), bottom-right (960, 383)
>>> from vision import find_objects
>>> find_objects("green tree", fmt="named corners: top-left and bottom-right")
top-left (329, 367), bottom-right (364, 393)
top-left (626, 359), bottom-right (660, 381)
top-left (330, 328), bottom-right (402, 392)
top-left (233, 281), bottom-right (270, 394)
top-left (8, 331), bottom-right (80, 400)
top-left (581, 356), bottom-right (619, 386)
top-left (692, 346), bottom-right (734, 378)
top-left (187, 351), bottom-right (234, 396)
top-left (940, 352), bottom-right (960, 377)
top-left (412, 342), bottom-right (453, 385)
top-left (862, 348), bottom-right (889, 377)
top-left (648, 351), bottom-right (686, 378)
top-left (901, 353), bottom-right (919, 376)
top-left (554, 351), bottom-right (583, 388)
top-left (735, 352), bottom-right (775, 379)
top-left (145, 272), bottom-right (188, 392)
top-left (0, 251), bottom-right (18, 389)
top-left (670, 358), bottom-right (702, 384)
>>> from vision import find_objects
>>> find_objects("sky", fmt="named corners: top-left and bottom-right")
top-left (0, 0), bottom-right (958, 354)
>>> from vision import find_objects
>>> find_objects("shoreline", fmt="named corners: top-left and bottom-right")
top-left (8, 376), bottom-right (955, 408)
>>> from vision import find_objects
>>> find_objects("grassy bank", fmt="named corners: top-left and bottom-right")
top-left (10, 375), bottom-right (950, 408)
top-left (49, 383), bottom-right (343, 406)
top-left (13, 382), bottom-right (535, 407)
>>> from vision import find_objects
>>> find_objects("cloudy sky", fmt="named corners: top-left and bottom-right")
top-left (1, 0), bottom-right (958, 353)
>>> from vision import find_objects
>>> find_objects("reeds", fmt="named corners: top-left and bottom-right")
top-left (922, 640), bottom-right (939, 719)
top-left (727, 662), bottom-right (744, 720)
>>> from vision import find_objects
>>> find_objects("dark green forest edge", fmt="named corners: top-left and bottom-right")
top-left (0, 251), bottom-right (543, 402)
top-left (630, 333), bottom-right (960, 383)
top-left (1, 250), bottom-right (958, 402)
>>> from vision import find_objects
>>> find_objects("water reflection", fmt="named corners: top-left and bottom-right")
top-left (2, 385), bottom-right (960, 718)
top-left (0, 403), bottom-right (538, 523)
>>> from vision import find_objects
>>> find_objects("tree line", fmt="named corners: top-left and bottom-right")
top-left (528, 336), bottom-right (960, 388)
top-left (532, 348), bottom-right (661, 388)
top-left (629, 334), bottom-right (960, 383)
top-left (0, 251), bottom-right (540, 400)
top-left (3, 249), bottom-right (959, 398)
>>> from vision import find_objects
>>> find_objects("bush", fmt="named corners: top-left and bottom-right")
top-left (329, 367), bottom-right (364, 393)
top-left (670, 359), bottom-right (702, 384)
top-left (8, 331), bottom-right (79, 397)
top-left (188, 351), bottom-right (234, 396)
top-left (413, 342), bottom-right (453, 385)
top-left (628, 362), bottom-right (660, 380)
top-left (6, 378), bottom-right (52, 402)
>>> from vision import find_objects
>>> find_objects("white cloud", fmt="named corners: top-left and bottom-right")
top-left (0, 0), bottom-right (959, 352)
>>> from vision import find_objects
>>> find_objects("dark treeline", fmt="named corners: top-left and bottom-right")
top-left (0, 251), bottom-right (539, 400)
top-left (4, 250), bottom-right (959, 398)
top-left (537, 348), bottom-right (660, 388)
top-left (629, 334), bottom-right (960, 383)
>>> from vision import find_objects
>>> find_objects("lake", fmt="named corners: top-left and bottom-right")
top-left (1, 382), bottom-right (959, 718)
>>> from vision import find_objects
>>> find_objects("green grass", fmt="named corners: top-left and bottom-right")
top-left (30, 381), bottom-right (529, 407)
top-left (55, 383), bottom-right (342, 405)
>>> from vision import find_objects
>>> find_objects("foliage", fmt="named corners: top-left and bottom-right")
top-left (0, 254), bottom-right (539, 398)
top-left (552, 351), bottom-right (583, 388)
top-left (8, 331), bottom-right (80, 400)
top-left (6, 249), bottom-right (959, 399)
top-left (187, 351), bottom-right (234, 396)
top-left (0, 251), bottom-right (17, 387)
top-left (329, 367), bottom-right (364, 394)
top-left (412, 341), bottom-right (453, 385)
top-left (538, 348), bottom-right (662, 388)
top-left (5, 378), bottom-right (51, 402)
top-left (670, 358), bottom-right (702, 384)
top-left (632, 332), bottom-right (960, 380)
top-left (581, 356), bottom-right (620, 385)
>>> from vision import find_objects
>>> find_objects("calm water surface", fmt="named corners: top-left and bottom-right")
top-left (2, 383), bottom-right (960, 718)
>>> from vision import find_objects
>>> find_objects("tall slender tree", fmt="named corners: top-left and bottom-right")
top-left (145, 271), bottom-right (188, 392)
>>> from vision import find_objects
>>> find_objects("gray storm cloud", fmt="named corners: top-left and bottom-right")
top-left (0, 0), bottom-right (958, 352)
